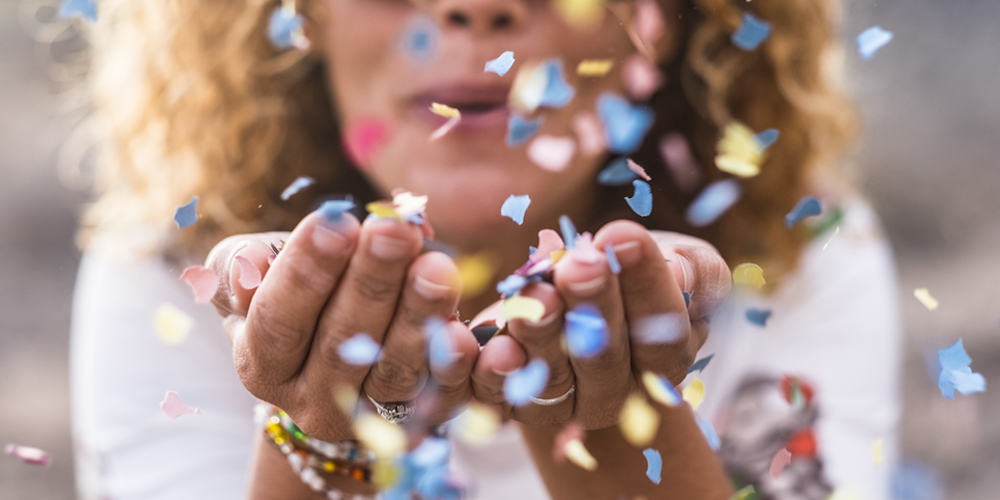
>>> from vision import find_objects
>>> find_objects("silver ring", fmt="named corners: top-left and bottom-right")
top-left (529, 384), bottom-right (576, 406)
top-left (365, 394), bottom-right (415, 425)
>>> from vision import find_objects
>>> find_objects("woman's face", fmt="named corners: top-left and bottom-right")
top-left (314, 0), bottom-right (671, 248)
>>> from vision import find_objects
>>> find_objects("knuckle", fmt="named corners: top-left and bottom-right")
top-left (355, 274), bottom-right (401, 303)
top-left (248, 299), bottom-right (309, 355)
top-left (284, 255), bottom-right (339, 298)
top-left (368, 354), bottom-right (426, 396)
top-left (575, 342), bottom-right (629, 375)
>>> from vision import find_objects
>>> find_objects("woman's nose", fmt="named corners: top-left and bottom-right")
top-left (433, 0), bottom-right (528, 34)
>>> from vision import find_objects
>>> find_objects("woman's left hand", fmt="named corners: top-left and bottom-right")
top-left (469, 220), bottom-right (732, 429)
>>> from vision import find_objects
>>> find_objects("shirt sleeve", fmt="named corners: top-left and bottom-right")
top-left (71, 251), bottom-right (259, 500)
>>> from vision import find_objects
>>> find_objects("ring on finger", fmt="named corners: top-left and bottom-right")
top-left (529, 384), bottom-right (576, 406)
top-left (365, 394), bottom-right (416, 424)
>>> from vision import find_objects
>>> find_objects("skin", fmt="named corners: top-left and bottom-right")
top-left (207, 0), bottom-right (735, 497)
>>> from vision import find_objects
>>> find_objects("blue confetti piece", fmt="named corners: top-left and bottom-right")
top-left (605, 244), bottom-right (621, 274)
top-left (400, 15), bottom-right (439, 64)
top-left (338, 334), bottom-right (381, 365)
top-left (597, 158), bottom-right (638, 186)
top-left (267, 7), bottom-right (304, 50)
top-left (565, 304), bottom-right (609, 359)
top-left (649, 374), bottom-right (683, 406)
top-left (731, 12), bottom-right (772, 51)
top-left (857, 26), bottom-right (894, 60)
top-left (642, 449), bottom-right (663, 484)
top-left (503, 358), bottom-right (550, 406)
top-left (559, 215), bottom-right (578, 251)
top-left (696, 417), bottom-right (721, 450)
top-left (538, 59), bottom-right (575, 108)
top-left (745, 308), bottom-right (772, 327)
top-left (682, 291), bottom-right (691, 308)
top-left (506, 115), bottom-right (544, 147)
top-left (625, 180), bottom-right (653, 217)
top-left (425, 317), bottom-right (455, 370)
top-left (410, 437), bottom-right (451, 467)
top-left (173, 196), bottom-right (199, 229)
top-left (937, 339), bottom-right (986, 399)
top-left (281, 176), bottom-right (315, 200)
top-left (687, 354), bottom-right (714, 374)
top-left (754, 129), bottom-right (779, 151)
top-left (59, 0), bottom-right (96, 22)
top-left (496, 274), bottom-right (528, 297)
top-left (501, 194), bottom-right (531, 225)
top-left (318, 199), bottom-right (356, 222)
top-left (485, 51), bottom-right (515, 76)
top-left (892, 460), bottom-right (944, 500)
top-left (686, 180), bottom-right (741, 227)
top-left (597, 93), bottom-right (655, 154)
top-left (785, 195), bottom-right (823, 228)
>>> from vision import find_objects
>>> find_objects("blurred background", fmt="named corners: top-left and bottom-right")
top-left (1, 0), bottom-right (998, 498)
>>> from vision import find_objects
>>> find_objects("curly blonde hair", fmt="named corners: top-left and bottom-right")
top-left (80, 0), bottom-right (855, 277)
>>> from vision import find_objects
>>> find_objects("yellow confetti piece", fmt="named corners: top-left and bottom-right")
top-left (555, 0), bottom-right (604, 28)
top-left (452, 403), bottom-right (501, 445)
top-left (153, 303), bottom-right (193, 345)
top-left (564, 439), bottom-right (598, 470)
top-left (682, 377), bottom-right (705, 411)
top-left (550, 248), bottom-right (566, 264)
top-left (872, 438), bottom-right (883, 468)
top-left (456, 253), bottom-right (497, 298)
top-left (642, 372), bottom-right (682, 407)
top-left (576, 59), bottom-right (614, 76)
top-left (718, 122), bottom-right (764, 163)
top-left (822, 226), bottom-right (840, 250)
top-left (371, 459), bottom-right (401, 490)
top-left (730, 485), bottom-right (756, 500)
top-left (355, 414), bottom-right (406, 458)
top-left (913, 288), bottom-right (939, 311)
top-left (714, 154), bottom-right (760, 178)
top-left (618, 394), bottom-right (660, 447)
top-left (732, 263), bottom-right (766, 289)
top-left (365, 201), bottom-right (402, 220)
top-left (430, 102), bottom-right (461, 119)
top-left (502, 295), bottom-right (546, 322)
top-left (391, 191), bottom-right (429, 217)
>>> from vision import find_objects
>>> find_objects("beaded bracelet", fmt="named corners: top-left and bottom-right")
top-left (256, 404), bottom-right (380, 500)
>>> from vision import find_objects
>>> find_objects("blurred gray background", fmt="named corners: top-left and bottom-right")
top-left (1, 0), bottom-right (998, 498)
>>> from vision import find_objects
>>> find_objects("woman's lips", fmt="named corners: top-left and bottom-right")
top-left (411, 85), bottom-right (512, 134)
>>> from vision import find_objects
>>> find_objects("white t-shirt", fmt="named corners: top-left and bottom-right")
top-left (70, 201), bottom-right (900, 500)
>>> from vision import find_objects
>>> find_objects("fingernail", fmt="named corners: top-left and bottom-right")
top-left (571, 234), bottom-right (602, 265)
top-left (526, 310), bottom-right (561, 327)
top-left (611, 241), bottom-right (641, 267)
top-left (313, 201), bottom-right (356, 253)
top-left (413, 275), bottom-right (452, 300)
top-left (492, 367), bottom-right (513, 377)
top-left (370, 234), bottom-right (411, 260)
top-left (568, 275), bottom-right (606, 295)
top-left (676, 254), bottom-right (694, 292)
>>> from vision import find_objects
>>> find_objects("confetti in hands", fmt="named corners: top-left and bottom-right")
top-left (160, 391), bottom-right (201, 419)
top-left (180, 265), bottom-right (219, 304)
top-left (937, 339), bottom-right (986, 399)
top-left (338, 333), bottom-right (382, 366)
top-left (4, 443), bottom-right (51, 466)
top-left (503, 358), bottom-right (550, 406)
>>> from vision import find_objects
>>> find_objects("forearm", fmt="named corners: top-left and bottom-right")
top-left (246, 431), bottom-right (376, 500)
top-left (519, 405), bottom-right (733, 500)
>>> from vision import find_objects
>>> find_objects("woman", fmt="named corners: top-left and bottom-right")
top-left (70, 0), bottom-right (900, 498)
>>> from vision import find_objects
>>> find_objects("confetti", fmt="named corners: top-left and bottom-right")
top-left (429, 103), bottom-right (461, 140)
top-left (356, 414), bottom-right (406, 458)
top-left (731, 486), bottom-right (756, 500)
top-left (280, 176), bottom-right (315, 201)
top-left (633, 0), bottom-right (665, 48)
top-left (565, 304), bottom-right (609, 359)
top-left (318, 199), bottom-right (356, 222)
top-left (173, 196), bottom-right (199, 229)
top-left (400, 15), bottom-right (439, 64)
top-left (937, 339), bottom-right (986, 399)
top-left (597, 158), bottom-right (639, 186)
top-left (913, 288), bottom-right (939, 311)
top-left (338, 333), bottom-right (382, 366)
top-left (642, 371), bottom-right (682, 407)
top-left (503, 295), bottom-right (546, 322)
top-left (659, 133), bottom-right (701, 192)
top-left (619, 394), bottom-right (660, 447)
top-left (59, 0), bottom-right (96, 22)
top-left (625, 180), bottom-right (653, 217)
top-left (160, 390), bottom-right (201, 419)
top-left (626, 158), bottom-right (651, 181)
top-left (872, 439), bottom-right (883, 468)
top-left (696, 417), bottom-right (720, 450)
top-left (528, 135), bottom-right (576, 172)
top-left (687, 354), bottom-right (714, 374)
top-left (180, 265), bottom-right (218, 304)
top-left (715, 155), bottom-right (759, 178)
top-left (4, 443), bottom-right (51, 466)
top-left (770, 448), bottom-right (792, 478)
top-left (430, 103), bottom-right (460, 119)
top-left (755, 129), bottom-right (780, 150)
top-left (631, 312), bottom-right (686, 344)
top-left (823, 226), bottom-right (840, 250)
top-left (452, 403), bottom-right (501, 444)
top-left (456, 253), bottom-right (496, 297)
top-left (857, 26), bottom-right (893, 60)
top-left (506, 114), bottom-right (545, 147)
top-left (682, 377), bottom-right (705, 411)
top-left (597, 93), bottom-right (654, 154)
top-left (537, 228), bottom-right (566, 257)
top-left (539, 59), bottom-right (576, 108)
top-left (554, 0), bottom-right (604, 28)
top-left (344, 118), bottom-right (390, 167)
top-left (501, 195), bottom-right (531, 225)
top-left (682, 291), bottom-right (691, 308)
top-left (643, 448), bottom-right (663, 484)
top-left (564, 439), bottom-right (597, 471)
top-left (503, 359), bottom-right (550, 406)
top-left (267, 5), bottom-right (307, 50)
top-left (484, 51), bottom-right (515, 76)
top-left (426, 317), bottom-right (456, 370)
top-left (572, 112), bottom-right (606, 156)
top-left (686, 180), bottom-right (741, 227)
top-left (732, 263), bottom-right (765, 289)
top-left (731, 12), bottom-right (772, 51)
top-left (715, 122), bottom-right (765, 178)
top-left (576, 59), bottom-right (614, 77)
top-left (605, 244), bottom-right (621, 274)
top-left (623, 55), bottom-right (663, 101)
top-left (785, 196), bottom-right (823, 228)
top-left (496, 274), bottom-right (528, 297)
top-left (153, 303), bottom-right (194, 345)
top-left (553, 423), bottom-right (584, 461)
top-left (560, 215), bottom-right (578, 250)
top-left (745, 308), bottom-right (772, 327)
top-left (234, 255), bottom-right (262, 290)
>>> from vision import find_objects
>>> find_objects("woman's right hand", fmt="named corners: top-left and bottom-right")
top-left (205, 205), bottom-right (481, 441)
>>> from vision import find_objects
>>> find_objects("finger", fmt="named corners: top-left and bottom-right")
top-left (363, 251), bottom-right (462, 403)
top-left (552, 237), bottom-right (632, 428)
top-left (206, 232), bottom-right (286, 317)
top-left (233, 208), bottom-right (360, 400)
top-left (660, 244), bottom-right (732, 321)
top-left (470, 335), bottom-right (526, 407)
top-left (418, 320), bottom-right (480, 424)
top-left (593, 221), bottom-right (694, 385)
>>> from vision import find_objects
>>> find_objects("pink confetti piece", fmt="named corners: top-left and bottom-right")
top-left (626, 158), bottom-right (652, 181)
top-left (180, 265), bottom-right (219, 304)
top-left (160, 390), bottom-right (201, 419)
top-left (770, 447), bottom-right (792, 478)
top-left (572, 112), bottom-right (606, 157)
top-left (234, 255), bottom-right (262, 290)
top-left (659, 133), bottom-right (702, 192)
top-left (430, 115), bottom-right (461, 140)
top-left (633, 0), bottom-right (665, 48)
top-left (552, 423), bottom-right (585, 462)
top-left (528, 135), bottom-right (576, 172)
top-left (4, 443), bottom-right (51, 466)
top-left (623, 55), bottom-right (663, 101)
top-left (535, 229), bottom-right (565, 260)
top-left (344, 118), bottom-right (390, 169)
